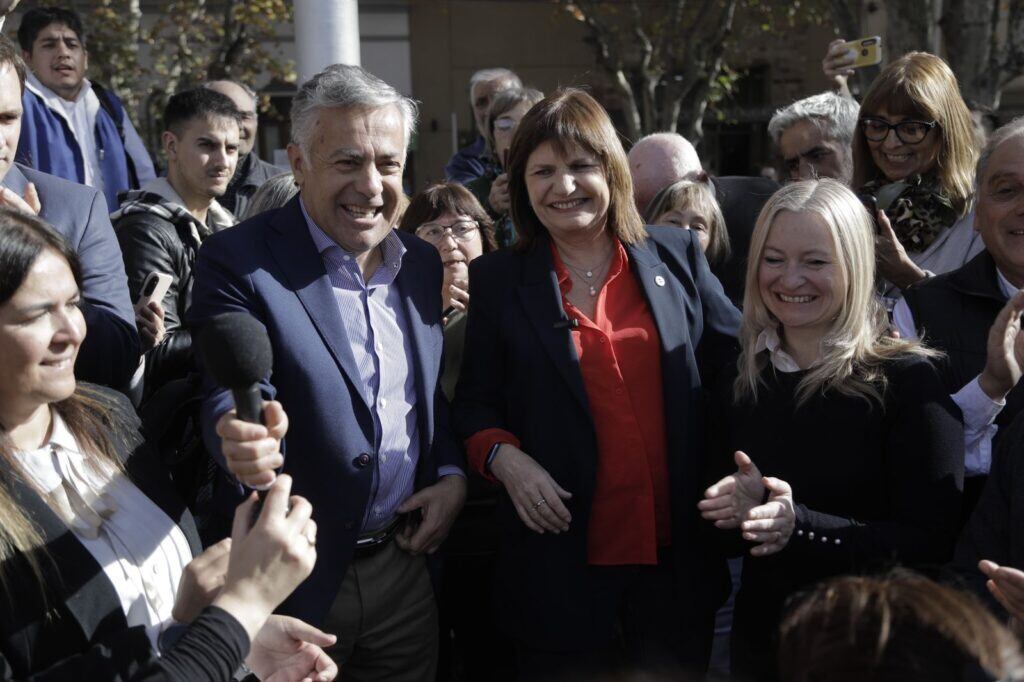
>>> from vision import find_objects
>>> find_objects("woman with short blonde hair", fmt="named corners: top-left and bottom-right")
top-left (699, 179), bottom-right (964, 679)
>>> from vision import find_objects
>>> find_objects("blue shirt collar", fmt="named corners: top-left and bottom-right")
top-left (299, 196), bottom-right (406, 281)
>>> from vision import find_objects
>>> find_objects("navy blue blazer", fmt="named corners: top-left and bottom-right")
top-left (2, 163), bottom-right (139, 388)
top-left (188, 196), bottom-right (463, 625)
top-left (453, 226), bottom-right (740, 655)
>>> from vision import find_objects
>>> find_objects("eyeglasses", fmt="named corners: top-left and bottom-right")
top-left (416, 220), bottom-right (479, 243)
top-left (493, 116), bottom-right (518, 132)
top-left (860, 117), bottom-right (938, 145)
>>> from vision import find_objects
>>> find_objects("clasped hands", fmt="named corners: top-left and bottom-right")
top-left (699, 451), bottom-right (795, 557)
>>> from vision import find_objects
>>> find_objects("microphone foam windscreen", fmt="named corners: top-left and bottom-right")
top-left (196, 312), bottom-right (273, 389)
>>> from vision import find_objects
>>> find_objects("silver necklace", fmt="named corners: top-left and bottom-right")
top-left (562, 251), bottom-right (613, 297)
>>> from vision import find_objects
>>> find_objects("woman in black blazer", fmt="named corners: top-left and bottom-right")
top-left (0, 209), bottom-right (335, 681)
top-left (453, 89), bottom-right (741, 680)
top-left (699, 179), bottom-right (964, 680)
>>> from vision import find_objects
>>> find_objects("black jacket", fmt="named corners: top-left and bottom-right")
top-left (710, 175), bottom-right (780, 306)
top-left (220, 152), bottom-right (281, 219)
top-left (902, 250), bottom-right (1024, 432)
top-left (902, 250), bottom-right (1024, 517)
top-left (113, 191), bottom-right (232, 400)
top-left (453, 227), bottom-right (740, 659)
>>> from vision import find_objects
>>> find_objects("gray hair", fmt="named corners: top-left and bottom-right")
top-left (976, 117), bottom-right (1024, 188)
top-left (469, 68), bottom-right (521, 99)
top-left (243, 172), bottom-right (299, 220)
top-left (768, 91), bottom-right (860, 147)
top-left (290, 64), bottom-right (418, 157)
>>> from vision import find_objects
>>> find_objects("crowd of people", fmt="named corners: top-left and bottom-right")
top-left (2, 4), bottom-right (1024, 682)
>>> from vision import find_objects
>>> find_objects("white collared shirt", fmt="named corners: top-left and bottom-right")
top-left (891, 271), bottom-right (1020, 476)
top-left (12, 412), bottom-right (192, 651)
top-left (754, 327), bottom-right (804, 373)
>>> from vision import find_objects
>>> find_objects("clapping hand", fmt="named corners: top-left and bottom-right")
top-left (979, 560), bottom-right (1024, 621)
top-left (699, 451), bottom-right (796, 557)
top-left (979, 290), bottom-right (1024, 401)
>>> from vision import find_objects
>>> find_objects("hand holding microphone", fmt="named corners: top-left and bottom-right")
top-left (197, 312), bottom-right (286, 489)
top-left (216, 403), bottom-right (288, 488)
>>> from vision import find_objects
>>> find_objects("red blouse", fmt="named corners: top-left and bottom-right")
top-left (466, 240), bottom-right (670, 565)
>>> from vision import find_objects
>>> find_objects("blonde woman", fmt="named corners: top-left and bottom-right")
top-left (643, 173), bottom-right (731, 266)
top-left (698, 179), bottom-right (964, 680)
top-left (852, 52), bottom-right (982, 296)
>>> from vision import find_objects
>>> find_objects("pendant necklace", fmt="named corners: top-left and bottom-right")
top-left (562, 251), bottom-right (613, 297)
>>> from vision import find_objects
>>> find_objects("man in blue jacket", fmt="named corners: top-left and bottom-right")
top-left (15, 6), bottom-right (155, 210)
top-left (0, 37), bottom-right (138, 388)
top-left (190, 64), bottom-right (465, 680)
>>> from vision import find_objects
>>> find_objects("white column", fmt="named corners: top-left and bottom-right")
top-left (293, 0), bottom-right (361, 83)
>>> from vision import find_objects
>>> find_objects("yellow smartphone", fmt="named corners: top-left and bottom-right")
top-left (842, 36), bottom-right (882, 68)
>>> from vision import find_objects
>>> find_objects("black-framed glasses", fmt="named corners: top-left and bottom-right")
top-left (860, 117), bottom-right (938, 145)
top-left (415, 220), bottom-right (479, 243)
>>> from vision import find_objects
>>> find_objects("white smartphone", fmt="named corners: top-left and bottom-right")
top-left (135, 271), bottom-right (172, 312)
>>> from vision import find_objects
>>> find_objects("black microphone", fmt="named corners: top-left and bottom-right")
top-left (196, 312), bottom-right (273, 426)
top-left (196, 312), bottom-right (275, 521)
top-left (554, 318), bottom-right (579, 329)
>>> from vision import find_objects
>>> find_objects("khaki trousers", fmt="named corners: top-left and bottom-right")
top-left (323, 540), bottom-right (438, 682)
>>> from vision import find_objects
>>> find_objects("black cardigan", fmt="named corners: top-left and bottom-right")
top-left (0, 385), bottom-right (248, 681)
top-left (708, 356), bottom-right (964, 680)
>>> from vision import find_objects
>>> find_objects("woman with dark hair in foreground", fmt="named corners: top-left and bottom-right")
top-left (0, 207), bottom-right (335, 681)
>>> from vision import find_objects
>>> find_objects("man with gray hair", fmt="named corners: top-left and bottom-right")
top-left (189, 63), bottom-right (466, 679)
top-left (445, 66), bottom-right (521, 184)
top-left (894, 117), bottom-right (1024, 520)
top-left (768, 91), bottom-right (859, 185)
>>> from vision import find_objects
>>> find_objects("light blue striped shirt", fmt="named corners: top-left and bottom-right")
top-left (301, 200), bottom-right (458, 532)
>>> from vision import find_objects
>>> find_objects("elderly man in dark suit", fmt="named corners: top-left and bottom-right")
top-left (0, 36), bottom-right (137, 388)
top-left (189, 64), bottom-right (466, 681)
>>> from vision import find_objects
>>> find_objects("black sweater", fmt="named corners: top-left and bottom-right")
top-left (709, 355), bottom-right (964, 679)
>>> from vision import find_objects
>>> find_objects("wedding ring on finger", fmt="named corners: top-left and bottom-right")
top-left (533, 498), bottom-right (548, 510)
